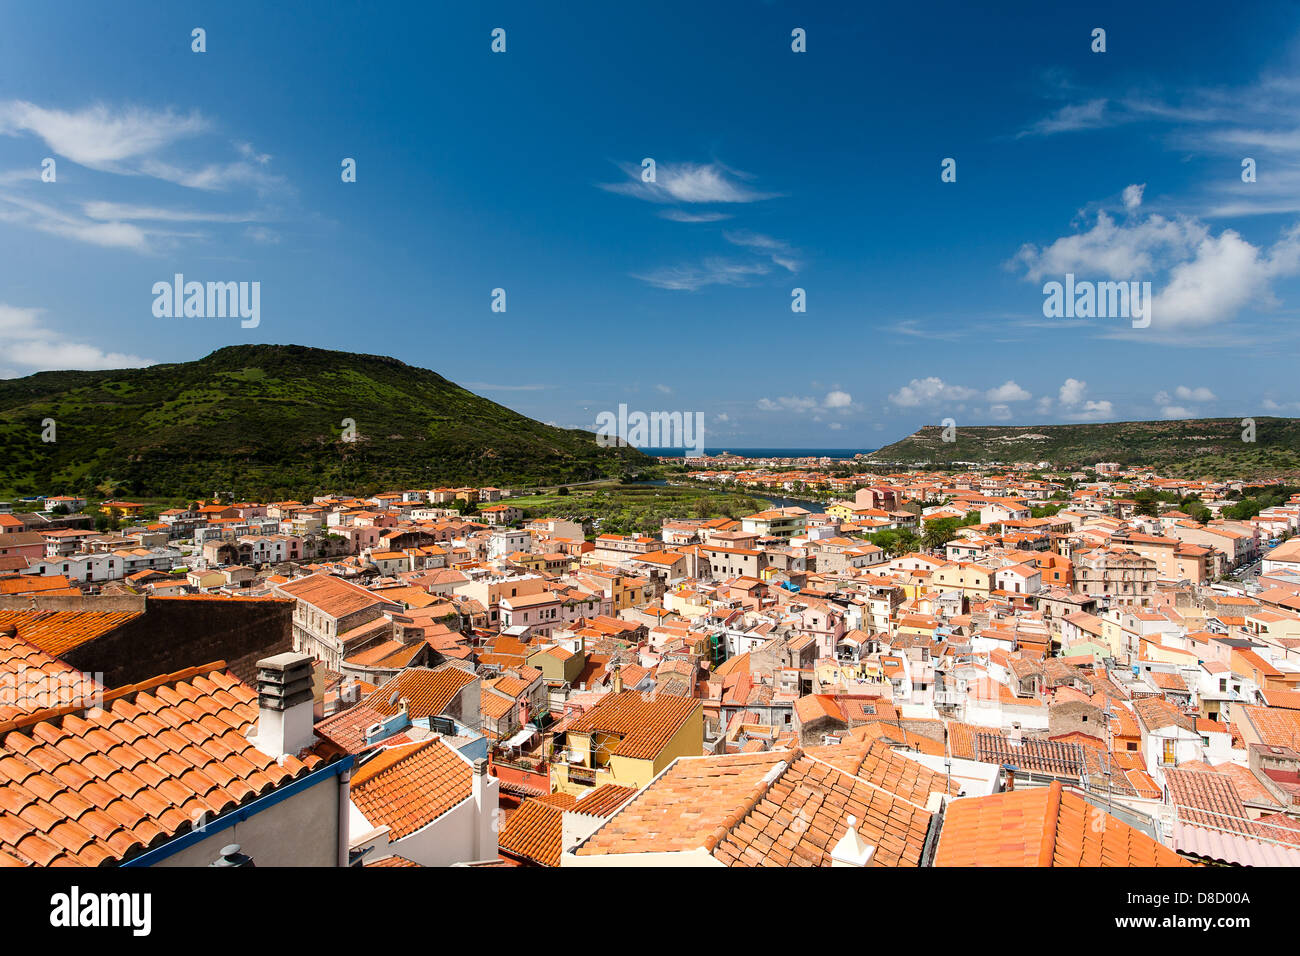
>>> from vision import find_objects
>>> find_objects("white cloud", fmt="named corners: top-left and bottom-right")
top-left (0, 304), bottom-right (153, 376)
top-left (757, 390), bottom-right (854, 414)
top-left (1070, 400), bottom-right (1114, 421)
top-left (1153, 226), bottom-right (1300, 328)
top-left (1017, 99), bottom-right (1110, 138)
top-left (654, 383), bottom-right (673, 395)
top-left (0, 192), bottom-right (152, 250)
top-left (1011, 205), bottom-right (1300, 329)
top-left (1058, 378), bottom-right (1088, 406)
top-left (1159, 405), bottom-right (1195, 419)
top-left (724, 231), bottom-right (800, 273)
top-left (633, 258), bottom-right (769, 291)
top-left (1262, 398), bottom-right (1300, 412)
top-left (988, 403), bottom-right (1013, 421)
top-left (1123, 183), bottom-right (1145, 210)
top-left (1011, 210), bottom-right (1199, 283)
top-left (758, 395), bottom-right (818, 413)
top-left (888, 377), bottom-right (980, 408)
top-left (82, 200), bottom-right (261, 223)
top-left (0, 101), bottom-right (205, 170)
top-left (601, 161), bottom-right (776, 205)
top-left (659, 209), bottom-right (730, 223)
top-left (985, 380), bottom-right (1031, 402)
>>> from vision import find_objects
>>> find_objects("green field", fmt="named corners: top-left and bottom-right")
top-left (511, 484), bottom-right (769, 536)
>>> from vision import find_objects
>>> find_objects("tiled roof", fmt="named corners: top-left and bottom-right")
top-left (574, 751), bottom-right (793, 857)
top-left (313, 705), bottom-right (387, 754)
top-left (1237, 704), bottom-right (1300, 750)
top-left (710, 749), bottom-right (937, 867)
top-left (1164, 768), bottom-right (1254, 835)
top-left (481, 688), bottom-right (517, 721)
top-left (362, 666), bottom-right (476, 720)
top-left (571, 783), bottom-right (638, 818)
top-left (0, 609), bottom-right (142, 657)
top-left (1212, 761), bottom-right (1283, 811)
top-left (498, 797), bottom-right (564, 866)
top-left (349, 739), bottom-right (473, 840)
top-left (0, 632), bottom-right (101, 722)
top-left (804, 741), bottom-right (959, 806)
top-left (575, 742), bottom-right (949, 866)
top-left (276, 573), bottom-right (388, 618)
top-left (565, 691), bottom-right (700, 760)
top-left (0, 663), bottom-right (330, 866)
top-left (934, 780), bottom-right (1192, 867)
top-left (975, 734), bottom-right (1086, 778)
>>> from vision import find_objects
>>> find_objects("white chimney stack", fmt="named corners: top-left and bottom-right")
top-left (830, 816), bottom-right (876, 867)
top-left (471, 758), bottom-right (499, 861)
top-left (251, 652), bottom-right (316, 759)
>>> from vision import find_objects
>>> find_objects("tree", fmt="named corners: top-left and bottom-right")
top-left (923, 518), bottom-right (959, 551)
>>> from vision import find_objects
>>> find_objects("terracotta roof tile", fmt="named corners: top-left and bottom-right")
top-left (362, 666), bottom-right (476, 720)
top-left (575, 742), bottom-right (948, 867)
top-left (0, 610), bottom-right (142, 657)
top-left (349, 738), bottom-right (473, 839)
top-left (934, 780), bottom-right (1191, 867)
top-left (0, 633), bottom-right (102, 722)
top-left (565, 691), bottom-right (700, 760)
top-left (498, 797), bottom-right (565, 866)
top-left (0, 663), bottom-right (330, 866)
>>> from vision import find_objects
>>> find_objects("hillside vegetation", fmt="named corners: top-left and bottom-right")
top-left (0, 344), bottom-right (652, 500)
top-left (867, 418), bottom-right (1300, 477)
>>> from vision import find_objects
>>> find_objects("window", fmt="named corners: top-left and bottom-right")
top-left (1162, 738), bottom-right (1176, 766)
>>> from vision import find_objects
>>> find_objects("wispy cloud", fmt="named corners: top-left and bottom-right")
top-left (0, 304), bottom-right (154, 377)
top-left (0, 101), bottom-right (206, 171)
top-left (0, 100), bottom-right (285, 252)
top-left (0, 192), bottom-right (153, 250)
top-left (1017, 98), bottom-right (1111, 138)
top-left (724, 230), bottom-right (800, 272)
top-left (658, 209), bottom-right (731, 223)
top-left (633, 258), bottom-right (770, 291)
top-left (600, 161), bottom-right (778, 205)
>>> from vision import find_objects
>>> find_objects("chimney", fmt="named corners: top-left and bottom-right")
top-left (251, 652), bottom-right (316, 759)
top-left (471, 758), bottom-right (498, 860)
top-left (612, 663), bottom-right (623, 694)
top-left (830, 816), bottom-right (876, 867)
top-left (340, 677), bottom-right (360, 707)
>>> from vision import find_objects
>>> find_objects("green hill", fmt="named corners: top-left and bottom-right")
top-left (0, 344), bottom-right (652, 500)
top-left (867, 417), bottom-right (1300, 477)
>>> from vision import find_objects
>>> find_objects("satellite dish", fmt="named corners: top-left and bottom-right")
top-left (388, 690), bottom-right (400, 707)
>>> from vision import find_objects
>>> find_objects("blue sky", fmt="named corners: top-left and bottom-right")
top-left (2, 0), bottom-right (1300, 449)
